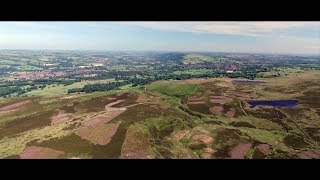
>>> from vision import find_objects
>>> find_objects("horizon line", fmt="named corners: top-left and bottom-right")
top-left (0, 49), bottom-right (319, 56)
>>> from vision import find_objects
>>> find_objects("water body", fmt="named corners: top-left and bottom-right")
top-left (248, 100), bottom-right (299, 108)
top-left (232, 80), bottom-right (266, 84)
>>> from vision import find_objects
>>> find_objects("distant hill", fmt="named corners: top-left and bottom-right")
top-left (182, 54), bottom-right (219, 64)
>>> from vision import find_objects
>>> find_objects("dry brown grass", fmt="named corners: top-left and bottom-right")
top-left (75, 122), bottom-right (120, 145)
top-left (20, 146), bottom-right (65, 159)
top-left (120, 124), bottom-right (153, 159)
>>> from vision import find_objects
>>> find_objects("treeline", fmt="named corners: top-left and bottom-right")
top-left (0, 87), bottom-right (23, 97)
top-left (0, 80), bottom-right (32, 87)
top-left (68, 81), bottom-right (128, 94)
top-left (68, 70), bottom-right (264, 95)
top-left (155, 73), bottom-right (220, 81)
top-left (149, 52), bottom-right (186, 63)
top-left (224, 72), bottom-right (259, 79)
top-left (68, 77), bottom-right (154, 94)
top-left (130, 78), bottom-right (153, 86)
top-left (0, 78), bottom-right (80, 97)
top-left (0, 85), bottom-right (40, 98)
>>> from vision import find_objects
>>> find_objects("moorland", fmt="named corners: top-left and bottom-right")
top-left (0, 50), bottom-right (319, 159)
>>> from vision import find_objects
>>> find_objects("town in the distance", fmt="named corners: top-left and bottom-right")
top-left (0, 49), bottom-right (319, 159)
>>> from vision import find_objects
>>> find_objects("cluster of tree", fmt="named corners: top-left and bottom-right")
top-left (0, 78), bottom-right (80, 97)
top-left (0, 80), bottom-right (32, 87)
top-left (68, 81), bottom-right (128, 94)
top-left (0, 86), bottom-right (23, 97)
top-left (0, 69), bottom-right (7, 76)
top-left (149, 52), bottom-right (186, 64)
top-left (67, 88), bottom-right (83, 94)
top-left (130, 78), bottom-right (153, 86)
top-left (0, 67), bottom-right (18, 76)
top-left (224, 72), bottom-right (258, 79)
top-left (59, 61), bottom-right (74, 67)
top-left (299, 65), bottom-right (320, 70)
top-left (0, 84), bottom-right (41, 97)
top-left (0, 80), bottom-right (46, 89)
top-left (155, 73), bottom-right (219, 81)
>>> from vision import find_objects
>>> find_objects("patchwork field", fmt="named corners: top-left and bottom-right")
top-left (1, 70), bottom-right (320, 159)
top-left (24, 79), bottom-right (115, 97)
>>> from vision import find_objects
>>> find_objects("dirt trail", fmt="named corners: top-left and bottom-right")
top-left (239, 101), bottom-right (249, 116)
top-left (188, 101), bottom-right (205, 105)
top-left (106, 100), bottom-right (126, 107)
top-left (189, 97), bottom-right (203, 101)
top-left (281, 109), bottom-right (319, 146)
top-left (123, 102), bottom-right (146, 108)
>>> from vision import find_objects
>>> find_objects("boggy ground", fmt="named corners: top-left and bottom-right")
top-left (1, 71), bottom-right (320, 159)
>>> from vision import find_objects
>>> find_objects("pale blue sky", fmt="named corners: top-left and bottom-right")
top-left (0, 21), bottom-right (319, 54)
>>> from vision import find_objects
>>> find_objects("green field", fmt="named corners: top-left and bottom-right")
top-left (173, 69), bottom-right (215, 75)
top-left (24, 79), bottom-right (115, 96)
top-left (182, 54), bottom-right (219, 64)
top-left (146, 81), bottom-right (198, 96)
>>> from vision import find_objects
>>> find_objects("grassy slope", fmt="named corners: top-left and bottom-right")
top-left (146, 81), bottom-right (198, 96)
top-left (173, 69), bottom-right (215, 75)
top-left (182, 54), bottom-right (218, 64)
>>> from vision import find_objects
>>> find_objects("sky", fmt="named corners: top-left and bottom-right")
top-left (0, 21), bottom-right (319, 55)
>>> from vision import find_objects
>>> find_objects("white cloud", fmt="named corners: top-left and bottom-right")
top-left (119, 21), bottom-right (318, 37)
top-left (0, 22), bottom-right (318, 54)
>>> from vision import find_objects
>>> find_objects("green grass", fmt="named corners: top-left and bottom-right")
top-left (257, 67), bottom-right (303, 78)
top-left (146, 81), bottom-right (198, 96)
top-left (119, 84), bottom-right (133, 90)
top-left (24, 79), bottom-right (114, 97)
top-left (236, 127), bottom-right (289, 151)
top-left (72, 90), bottom-right (120, 101)
top-left (164, 95), bottom-right (183, 107)
top-left (194, 149), bottom-right (204, 156)
top-left (173, 69), bottom-right (215, 75)
top-left (182, 54), bottom-right (219, 64)
top-left (180, 137), bottom-right (191, 146)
